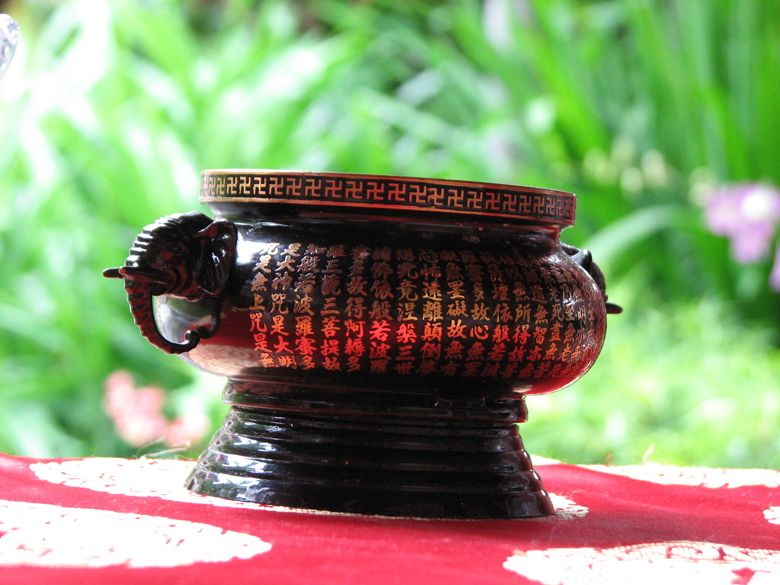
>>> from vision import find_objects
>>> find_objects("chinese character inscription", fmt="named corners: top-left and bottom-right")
top-left (244, 240), bottom-right (605, 385)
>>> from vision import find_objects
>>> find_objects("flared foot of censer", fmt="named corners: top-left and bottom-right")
top-left (185, 379), bottom-right (553, 519)
top-left (105, 171), bottom-right (619, 519)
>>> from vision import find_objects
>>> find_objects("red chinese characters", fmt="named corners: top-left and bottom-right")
top-left (245, 240), bottom-right (603, 390)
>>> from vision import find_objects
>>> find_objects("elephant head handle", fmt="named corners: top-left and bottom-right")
top-left (561, 243), bottom-right (623, 315)
top-left (104, 211), bottom-right (238, 354)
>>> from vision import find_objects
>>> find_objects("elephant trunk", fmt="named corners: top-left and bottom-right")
top-left (124, 275), bottom-right (202, 355)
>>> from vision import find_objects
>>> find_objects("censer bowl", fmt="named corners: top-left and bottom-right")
top-left (105, 170), bottom-right (619, 519)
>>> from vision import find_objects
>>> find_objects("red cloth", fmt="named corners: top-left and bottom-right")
top-left (1, 453), bottom-right (780, 584)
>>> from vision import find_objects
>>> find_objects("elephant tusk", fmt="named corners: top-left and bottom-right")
top-left (118, 265), bottom-right (175, 287)
top-left (103, 268), bottom-right (123, 279)
top-left (102, 266), bottom-right (172, 287)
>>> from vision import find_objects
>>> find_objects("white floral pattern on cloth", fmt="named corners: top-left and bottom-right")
top-left (763, 507), bottom-right (780, 525)
top-left (504, 541), bottom-right (780, 585)
top-left (29, 458), bottom-right (588, 520)
top-left (0, 500), bottom-right (271, 568)
top-left (546, 494), bottom-right (588, 520)
top-left (584, 463), bottom-right (780, 489)
top-left (30, 458), bottom-right (258, 510)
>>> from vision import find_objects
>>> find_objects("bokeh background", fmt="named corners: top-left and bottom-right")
top-left (1, 0), bottom-right (779, 467)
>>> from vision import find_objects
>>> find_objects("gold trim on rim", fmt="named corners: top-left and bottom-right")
top-left (200, 170), bottom-right (576, 226)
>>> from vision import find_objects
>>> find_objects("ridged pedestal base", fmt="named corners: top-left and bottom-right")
top-left (185, 378), bottom-right (554, 519)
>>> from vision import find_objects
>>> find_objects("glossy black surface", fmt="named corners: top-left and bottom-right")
top-left (186, 379), bottom-right (553, 519)
top-left (158, 216), bottom-right (607, 395)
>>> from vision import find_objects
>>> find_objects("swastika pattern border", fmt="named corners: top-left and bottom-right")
top-left (200, 171), bottom-right (576, 226)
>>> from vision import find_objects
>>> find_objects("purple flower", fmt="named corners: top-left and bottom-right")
top-left (704, 183), bottom-right (780, 263)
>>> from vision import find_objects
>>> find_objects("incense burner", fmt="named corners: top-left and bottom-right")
top-left (105, 170), bottom-right (618, 519)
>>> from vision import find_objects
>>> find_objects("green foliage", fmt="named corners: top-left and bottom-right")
top-left (0, 0), bottom-right (778, 466)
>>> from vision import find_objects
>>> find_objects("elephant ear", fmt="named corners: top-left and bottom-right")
top-left (194, 219), bottom-right (238, 296)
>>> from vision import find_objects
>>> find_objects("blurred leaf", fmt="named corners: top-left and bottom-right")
top-left (583, 204), bottom-right (683, 271)
top-left (0, 402), bottom-right (86, 458)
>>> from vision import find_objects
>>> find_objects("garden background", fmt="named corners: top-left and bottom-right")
top-left (1, 0), bottom-right (779, 468)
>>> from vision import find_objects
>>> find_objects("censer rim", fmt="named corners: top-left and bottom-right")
top-left (199, 169), bottom-right (576, 227)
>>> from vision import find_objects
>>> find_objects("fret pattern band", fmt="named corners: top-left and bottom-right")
top-left (200, 170), bottom-right (576, 226)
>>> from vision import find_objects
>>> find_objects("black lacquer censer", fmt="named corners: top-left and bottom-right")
top-left (105, 170), bottom-right (619, 519)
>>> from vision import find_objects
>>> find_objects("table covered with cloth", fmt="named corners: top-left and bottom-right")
top-left (1, 452), bottom-right (780, 584)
